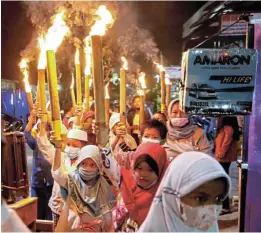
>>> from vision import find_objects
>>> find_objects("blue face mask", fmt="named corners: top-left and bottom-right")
top-left (78, 167), bottom-right (99, 181)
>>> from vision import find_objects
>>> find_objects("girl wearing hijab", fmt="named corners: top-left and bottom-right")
top-left (37, 127), bottom-right (88, 230)
top-left (117, 142), bottom-right (169, 231)
top-left (139, 151), bottom-right (231, 232)
top-left (164, 99), bottom-right (211, 161)
top-left (52, 145), bottom-right (116, 232)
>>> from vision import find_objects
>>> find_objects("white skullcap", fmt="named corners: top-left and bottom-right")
top-left (109, 113), bottom-right (120, 130)
top-left (68, 117), bottom-right (76, 125)
top-left (67, 129), bottom-right (88, 142)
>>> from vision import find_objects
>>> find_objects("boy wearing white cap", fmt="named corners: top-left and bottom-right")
top-left (37, 126), bottom-right (88, 230)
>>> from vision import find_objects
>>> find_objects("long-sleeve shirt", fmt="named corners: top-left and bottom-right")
top-left (37, 135), bottom-right (77, 214)
top-left (24, 130), bottom-right (53, 188)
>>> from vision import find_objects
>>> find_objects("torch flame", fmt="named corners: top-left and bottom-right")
top-left (90, 5), bottom-right (113, 36)
top-left (38, 35), bottom-right (46, 70)
top-left (138, 72), bottom-right (147, 89)
top-left (45, 12), bottom-right (69, 51)
top-left (19, 59), bottom-right (31, 92)
top-left (137, 89), bottom-right (144, 96)
top-left (70, 73), bottom-right (75, 89)
top-left (165, 77), bottom-right (171, 85)
top-left (105, 83), bottom-right (110, 99)
top-left (154, 62), bottom-right (165, 72)
top-left (75, 48), bottom-right (80, 65)
top-left (121, 56), bottom-right (128, 70)
top-left (84, 36), bottom-right (92, 75)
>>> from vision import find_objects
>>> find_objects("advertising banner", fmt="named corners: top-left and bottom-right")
top-left (220, 14), bottom-right (246, 36)
top-left (180, 49), bottom-right (257, 115)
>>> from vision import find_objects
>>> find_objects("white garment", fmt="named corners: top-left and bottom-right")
top-left (138, 152), bottom-right (231, 232)
top-left (133, 113), bottom-right (139, 134)
top-left (1, 201), bottom-right (30, 232)
top-left (37, 135), bottom-right (77, 214)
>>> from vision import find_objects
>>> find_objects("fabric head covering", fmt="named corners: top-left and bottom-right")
top-left (167, 99), bottom-right (197, 141)
top-left (68, 145), bottom-right (116, 217)
top-left (109, 113), bottom-right (120, 130)
top-left (82, 111), bottom-right (95, 123)
top-left (138, 152), bottom-right (231, 232)
top-left (67, 129), bottom-right (88, 142)
top-left (68, 117), bottom-right (76, 125)
top-left (120, 142), bottom-right (169, 226)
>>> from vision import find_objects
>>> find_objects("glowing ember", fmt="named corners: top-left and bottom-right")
top-left (138, 72), bottom-right (146, 89)
top-left (84, 36), bottom-right (92, 75)
top-left (70, 73), bottom-right (75, 89)
top-left (75, 48), bottom-right (80, 65)
top-left (165, 77), bottom-right (171, 85)
top-left (154, 62), bottom-right (165, 72)
top-left (90, 5), bottom-right (113, 36)
top-left (38, 35), bottom-right (46, 70)
top-left (19, 59), bottom-right (31, 92)
top-left (137, 89), bottom-right (144, 96)
top-left (121, 56), bottom-right (128, 70)
top-left (105, 83), bottom-right (110, 99)
top-left (45, 12), bottom-right (69, 51)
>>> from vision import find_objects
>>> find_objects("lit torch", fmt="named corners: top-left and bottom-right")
top-left (138, 72), bottom-right (147, 128)
top-left (90, 5), bottom-right (113, 147)
top-left (105, 82), bottom-right (110, 127)
top-left (70, 73), bottom-right (76, 108)
top-left (20, 59), bottom-right (33, 111)
top-left (45, 12), bottom-right (69, 140)
top-left (37, 35), bottom-right (47, 126)
top-left (154, 62), bottom-right (166, 113)
top-left (165, 77), bottom-right (172, 107)
top-left (120, 56), bottom-right (128, 124)
top-left (84, 36), bottom-right (92, 111)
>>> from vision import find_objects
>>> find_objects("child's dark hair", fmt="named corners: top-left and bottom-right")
top-left (132, 95), bottom-right (140, 103)
top-left (141, 119), bottom-right (168, 139)
top-left (222, 117), bottom-right (240, 141)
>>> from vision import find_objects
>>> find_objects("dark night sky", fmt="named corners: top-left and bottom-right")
top-left (1, 1), bottom-right (205, 84)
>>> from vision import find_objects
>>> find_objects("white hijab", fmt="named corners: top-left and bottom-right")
top-left (138, 152), bottom-right (231, 232)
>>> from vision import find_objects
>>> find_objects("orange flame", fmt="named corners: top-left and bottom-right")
top-left (38, 35), bottom-right (46, 70)
top-left (137, 89), bottom-right (144, 96)
top-left (90, 5), bottom-right (113, 36)
top-left (75, 48), bottom-right (80, 65)
top-left (121, 56), bottom-right (128, 70)
top-left (105, 83), bottom-right (110, 99)
top-left (138, 72), bottom-right (146, 89)
top-left (45, 12), bottom-right (69, 51)
top-left (154, 62), bottom-right (165, 72)
top-left (165, 77), bottom-right (171, 85)
top-left (84, 36), bottom-right (92, 75)
top-left (70, 73), bottom-right (75, 89)
top-left (19, 59), bottom-right (31, 92)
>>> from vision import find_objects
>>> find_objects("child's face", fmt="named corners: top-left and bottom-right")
top-left (79, 158), bottom-right (98, 171)
top-left (181, 179), bottom-right (226, 207)
top-left (67, 138), bottom-right (83, 148)
top-left (143, 128), bottom-right (161, 140)
top-left (134, 161), bottom-right (158, 188)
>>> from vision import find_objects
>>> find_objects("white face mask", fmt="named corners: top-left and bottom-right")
top-left (170, 118), bottom-right (189, 127)
top-left (64, 146), bottom-right (80, 160)
top-left (180, 202), bottom-right (222, 230)
top-left (142, 137), bottom-right (161, 144)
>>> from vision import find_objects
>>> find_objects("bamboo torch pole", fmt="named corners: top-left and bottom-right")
top-left (105, 83), bottom-right (110, 127)
top-left (160, 69), bottom-right (166, 112)
top-left (139, 90), bottom-right (145, 128)
top-left (45, 12), bottom-right (69, 140)
top-left (75, 48), bottom-right (82, 126)
top-left (165, 77), bottom-right (171, 107)
top-left (84, 37), bottom-right (92, 111)
top-left (38, 36), bottom-right (47, 134)
top-left (91, 35), bottom-right (108, 146)
top-left (120, 57), bottom-right (128, 124)
top-left (70, 74), bottom-right (76, 108)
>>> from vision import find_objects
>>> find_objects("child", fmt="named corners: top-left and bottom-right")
top-left (52, 145), bottom-right (116, 232)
